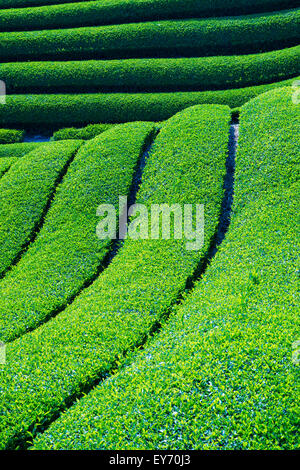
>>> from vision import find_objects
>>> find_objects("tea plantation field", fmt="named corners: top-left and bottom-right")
top-left (0, 0), bottom-right (299, 451)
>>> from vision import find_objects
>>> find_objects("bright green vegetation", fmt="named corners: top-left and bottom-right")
top-left (0, 122), bottom-right (155, 343)
top-left (0, 142), bottom-right (44, 158)
top-left (0, 104), bottom-right (230, 450)
top-left (0, 157), bottom-right (17, 177)
top-left (0, 128), bottom-right (24, 144)
top-left (33, 87), bottom-right (300, 451)
top-left (0, 0), bottom-right (299, 452)
top-left (0, 9), bottom-right (299, 61)
top-left (0, 0), bottom-right (296, 12)
top-left (52, 122), bottom-right (162, 140)
top-left (52, 123), bottom-right (116, 141)
top-left (0, 140), bottom-right (82, 277)
top-left (0, 1), bottom-right (296, 31)
top-left (0, 0), bottom-right (79, 7)
top-left (2, 46), bottom-right (299, 94)
top-left (0, 76), bottom-right (298, 125)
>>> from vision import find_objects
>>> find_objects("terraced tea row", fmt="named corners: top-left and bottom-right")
top-left (0, 140), bottom-right (82, 277)
top-left (0, 104), bottom-right (230, 449)
top-left (0, 122), bottom-right (155, 343)
top-left (0, 128), bottom-right (24, 143)
top-left (0, 76), bottom-right (298, 126)
top-left (0, 141), bottom-right (42, 158)
top-left (1, 0), bottom-right (296, 31)
top-left (2, 46), bottom-right (299, 94)
top-left (32, 87), bottom-right (300, 450)
top-left (0, 9), bottom-right (299, 61)
top-left (52, 123), bottom-right (116, 141)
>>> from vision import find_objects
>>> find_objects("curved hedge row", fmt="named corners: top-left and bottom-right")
top-left (52, 123), bottom-right (116, 141)
top-left (52, 122), bottom-right (164, 141)
top-left (0, 157), bottom-right (17, 177)
top-left (32, 87), bottom-right (300, 451)
top-left (0, 0), bottom-right (298, 31)
top-left (0, 0), bottom-right (84, 7)
top-left (0, 0), bottom-right (78, 7)
top-left (0, 76), bottom-right (298, 125)
top-left (0, 9), bottom-right (299, 61)
top-left (0, 122), bottom-right (155, 343)
top-left (0, 140), bottom-right (82, 277)
top-left (2, 46), bottom-right (299, 94)
top-left (0, 142), bottom-right (44, 158)
top-left (0, 128), bottom-right (24, 144)
top-left (0, 104), bottom-right (230, 450)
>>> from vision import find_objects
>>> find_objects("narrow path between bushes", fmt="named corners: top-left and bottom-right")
top-left (23, 118), bottom-right (240, 450)
top-left (105, 132), bottom-right (158, 263)
top-left (211, 122), bottom-right (239, 256)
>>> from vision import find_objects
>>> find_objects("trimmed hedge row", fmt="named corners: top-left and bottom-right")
top-left (1, 0), bottom-right (299, 31)
top-left (52, 123), bottom-right (116, 141)
top-left (0, 76), bottom-right (298, 125)
top-left (2, 46), bottom-right (299, 94)
top-left (0, 104), bottom-right (231, 449)
top-left (0, 9), bottom-right (299, 61)
top-left (1, 1), bottom-right (298, 31)
top-left (0, 122), bottom-right (155, 343)
top-left (0, 142), bottom-right (43, 158)
top-left (52, 122), bottom-right (163, 140)
top-left (0, 140), bottom-right (82, 278)
top-left (0, 157), bottom-right (17, 177)
top-left (0, 0), bottom-right (81, 7)
top-left (0, 128), bottom-right (24, 144)
top-left (33, 87), bottom-right (300, 450)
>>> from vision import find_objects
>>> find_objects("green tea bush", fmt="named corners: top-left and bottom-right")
top-left (0, 1), bottom-right (297, 31)
top-left (0, 128), bottom-right (24, 144)
top-left (0, 122), bottom-right (155, 342)
top-left (52, 122), bottom-right (162, 140)
top-left (0, 104), bottom-right (230, 449)
top-left (0, 76), bottom-right (298, 125)
top-left (0, 9), bottom-right (299, 60)
top-left (0, 140), bottom-right (82, 277)
top-left (0, 142), bottom-right (45, 158)
top-left (33, 87), bottom-right (300, 451)
top-left (0, 157), bottom-right (17, 177)
top-left (52, 123), bottom-right (116, 140)
top-left (0, 0), bottom-right (81, 6)
top-left (1, 0), bottom-right (296, 10)
top-left (2, 46), bottom-right (299, 93)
